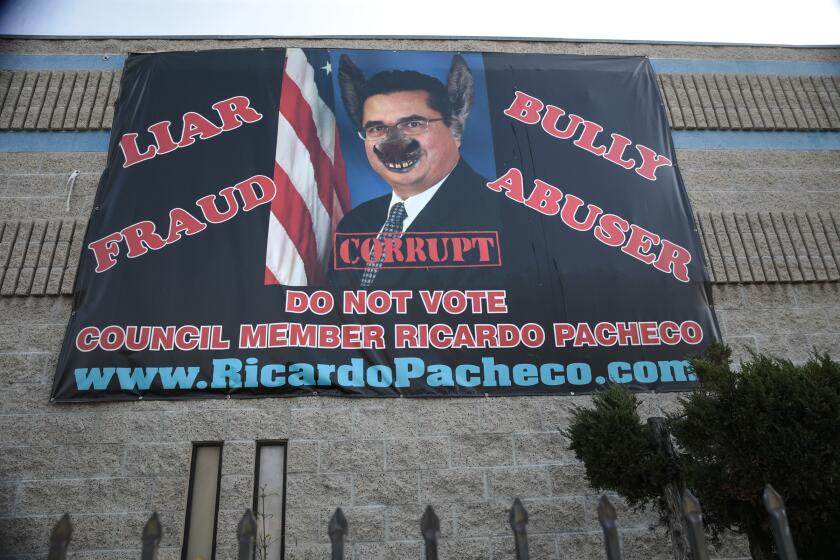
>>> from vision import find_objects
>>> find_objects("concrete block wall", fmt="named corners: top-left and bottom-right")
top-left (1, 37), bottom-right (838, 559)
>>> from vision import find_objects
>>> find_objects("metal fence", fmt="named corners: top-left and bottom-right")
top-left (45, 484), bottom-right (798, 560)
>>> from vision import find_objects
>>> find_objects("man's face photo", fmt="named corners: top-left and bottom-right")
top-left (322, 52), bottom-right (513, 290)
top-left (334, 52), bottom-right (496, 207)
top-left (361, 89), bottom-right (461, 197)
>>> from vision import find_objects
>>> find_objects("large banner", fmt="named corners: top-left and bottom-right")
top-left (51, 48), bottom-right (720, 401)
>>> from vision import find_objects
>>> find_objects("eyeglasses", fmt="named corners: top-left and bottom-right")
top-left (358, 117), bottom-right (446, 140)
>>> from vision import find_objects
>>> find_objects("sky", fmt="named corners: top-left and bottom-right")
top-left (0, 0), bottom-right (839, 45)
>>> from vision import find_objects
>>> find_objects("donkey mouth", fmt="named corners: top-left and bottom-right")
top-left (382, 156), bottom-right (420, 173)
top-left (373, 141), bottom-right (421, 174)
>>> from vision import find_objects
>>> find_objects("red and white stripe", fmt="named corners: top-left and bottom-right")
top-left (265, 48), bottom-right (351, 286)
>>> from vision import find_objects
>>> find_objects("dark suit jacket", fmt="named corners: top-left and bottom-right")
top-left (330, 158), bottom-right (511, 289)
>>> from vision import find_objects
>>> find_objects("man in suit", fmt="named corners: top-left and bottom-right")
top-left (331, 55), bottom-right (507, 289)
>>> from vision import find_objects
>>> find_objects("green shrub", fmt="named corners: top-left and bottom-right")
top-left (672, 344), bottom-right (840, 559)
top-left (566, 344), bottom-right (840, 559)
top-left (565, 383), bottom-right (667, 512)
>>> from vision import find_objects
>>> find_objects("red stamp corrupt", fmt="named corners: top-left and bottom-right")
top-left (333, 230), bottom-right (502, 270)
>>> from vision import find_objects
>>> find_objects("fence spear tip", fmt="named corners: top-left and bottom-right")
top-left (597, 495), bottom-right (616, 525)
top-left (420, 505), bottom-right (440, 535)
top-left (329, 507), bottom-right (348, 537)
top-left (509, 498), bottom-right (528, 528)
top-left (682, 488), bottom-right (702, 516)
top-left (763, 484), bottom-right (784, 511)
top-left (142, 512), bottom-right (162, 542)
top-left (237, 509), bottom-right (257, 537)
top-left (51, 513), bottom-right (73, 541)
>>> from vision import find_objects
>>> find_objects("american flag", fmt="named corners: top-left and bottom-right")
top-left (265, 48), bottom-right (351, 286)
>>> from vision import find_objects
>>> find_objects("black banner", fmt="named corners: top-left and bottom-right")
top-left (51, 48), bottom-right (719, 401)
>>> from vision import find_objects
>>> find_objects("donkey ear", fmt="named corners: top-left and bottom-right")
top-left (338, 54), bottom-right (366, 131)
top-left (447, 55), bottom-right (475, 139)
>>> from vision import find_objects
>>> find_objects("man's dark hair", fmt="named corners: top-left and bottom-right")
top-left (339, 54), bottom-right (473, 138)
top-left (362, 70), bottom-right (452, 125)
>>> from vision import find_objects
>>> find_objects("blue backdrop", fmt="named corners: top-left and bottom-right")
top-left (329, 49), bottom-right (497, 207)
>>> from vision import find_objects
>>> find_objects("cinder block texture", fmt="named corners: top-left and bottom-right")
top-left (0, 37), bottom-right (832, 560)
top-left (658, 73), bottom-right (840, 130)
top-left (679, 150), bottom-right (840, 214)
top-left (695, 211), bottom-right (840, 283)
top-left (0, 218), bottom-right (88, 296)
top-left (5, 148), bottom-right (838, 295)
top-left (0, 70), bottom-right (120, 131)
top-left (2, 68), bottom-right (838, 131)
top-left (0, 283), bottom-right (809, 558)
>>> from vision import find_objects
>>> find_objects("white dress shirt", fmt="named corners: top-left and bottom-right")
top-left (383, 172), bottom-right (451, 232)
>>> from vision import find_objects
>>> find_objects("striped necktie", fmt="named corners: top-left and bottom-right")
top-left (360, 202), bottom-right (407, 287)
